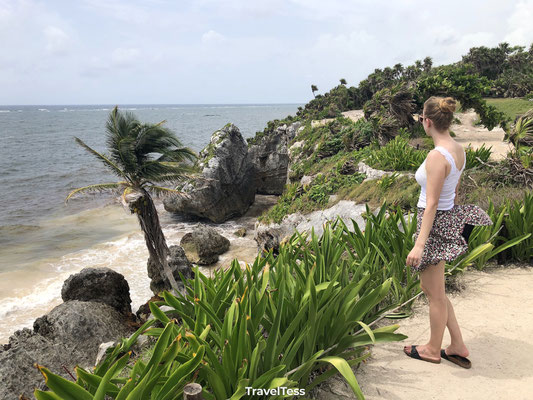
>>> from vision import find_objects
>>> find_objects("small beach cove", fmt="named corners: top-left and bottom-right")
top-left (0, 194), bottom-right (279, 344)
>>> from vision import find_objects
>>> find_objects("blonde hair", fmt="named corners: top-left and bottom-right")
top-left (423, 96), bottom-right (456, 131)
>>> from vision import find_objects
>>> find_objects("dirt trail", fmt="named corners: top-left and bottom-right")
top-left (355, 266), bottom-right (533, 400)
top-left (451, 111), bottom-right (511, 161)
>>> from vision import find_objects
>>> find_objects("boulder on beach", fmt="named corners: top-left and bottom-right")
top-left (147, 245), bottom-right (194, 295)
top-left (163, 123), bottom-right (256, 223)
top-left (61, 267), bottom-right (132, 315)
top-left (180, 225), bottom-right (230, 265)
top-left (0, 301), bottom-right (134, 400)
top-left (248, 121), bottom-right (302, 194)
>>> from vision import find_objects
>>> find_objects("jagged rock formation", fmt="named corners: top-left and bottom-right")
top-left (248, 122), bottom-right (303, 194)
top-left (0, 269), bottom-right (136, 399)
top-left (0, 301), bottom-right (133, 400)
top-left (164, 124), bottom-right (256, 223)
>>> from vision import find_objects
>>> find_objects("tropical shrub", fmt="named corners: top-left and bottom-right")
top-left (365, 134), bottom-right (428, 171)
top-left (363, 83), bottom-right (417, 144)
top-left (415, 64), bottom-right (509, 130)
top-left (504, 192), bottom-right (533, 262)
top-left (460, 200), bottom-right (531, 270)
top-left (465, 144), bottom-right (492, 169)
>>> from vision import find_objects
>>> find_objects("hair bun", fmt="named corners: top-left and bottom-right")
top-left (438, 97), bottom-right (456, 113)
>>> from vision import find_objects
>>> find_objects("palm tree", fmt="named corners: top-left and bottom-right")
top-left (311, 84), bottom-right (318, 98)
top-left (66, 106), bottom-right (198, 293)
top-left (339, 78), bottom-right (347, 85)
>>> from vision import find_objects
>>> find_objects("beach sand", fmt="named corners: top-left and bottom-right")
top-left (354, 265), bottom-right (533, 400)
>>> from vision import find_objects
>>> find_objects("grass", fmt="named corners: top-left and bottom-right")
top-left (485, 98), bottom-right (533, 120)
top-left (335, 175), bottom-right (420, 210)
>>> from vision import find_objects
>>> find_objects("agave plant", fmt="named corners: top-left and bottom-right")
top-left (504, 108), bottom-right (533, 171)
top-left (35, 222), bottom-right (408, 400)
top-left (34, 318), bottom-right (208, 400)
top-left (506, 108), bottom-right (533, 148)
top-left (66, 107), bottom-right (198, 292)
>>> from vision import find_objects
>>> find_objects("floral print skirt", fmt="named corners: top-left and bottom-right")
top-left (412, 204), bottom-right (493, 272)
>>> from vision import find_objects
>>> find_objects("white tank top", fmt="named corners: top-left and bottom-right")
top-left (415, 146), bottom-right (466, 210)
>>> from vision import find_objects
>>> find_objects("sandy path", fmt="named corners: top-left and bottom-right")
top-left (311, 109), bottom-right (511, 160)
top-left (311, 110), bottom-right (364, 127)
top-left (354, 266), bottom-right (533, 400)
top-left (451, 111), bottom-right (511, 161)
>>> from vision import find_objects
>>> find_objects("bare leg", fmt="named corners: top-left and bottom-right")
top-left (445, 297), bottom-right (469, 357)
top-left (404, 260), bottom-right (446, 361)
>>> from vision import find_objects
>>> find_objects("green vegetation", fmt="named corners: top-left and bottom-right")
top-left (37, 215), bottom-right (415, 399)
top-left (343, 175), bottom-right (420, 210)
top-left (365, 134), bottom-right (427, 171)
top-left (464, 144), bottom-right (492, 169)
top-left (36, 43), bottom-right (533, 400)
top-left (415, 64), bottom-right (508, 130)
top-left (66, 107), bottom-right (198, 292)
top-left (462, 43), bottom-right (533, 98)
top-left (259, 171), bottom-right (366, 224)
top-left (466, 196), bottom-right (532, 269)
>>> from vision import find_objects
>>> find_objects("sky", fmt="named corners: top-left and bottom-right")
top-left (0, 0), bottom-right (532, 105)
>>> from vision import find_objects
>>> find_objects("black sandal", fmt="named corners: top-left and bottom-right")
top-left (441, 349), bottom-right (472, 369)
top-left (403, 345), bottom-right (441, 364)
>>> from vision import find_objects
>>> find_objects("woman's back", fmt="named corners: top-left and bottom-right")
top-left (415, 141), bottom-right (466, 210)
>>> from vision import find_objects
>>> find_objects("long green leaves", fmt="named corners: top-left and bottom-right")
top-left (38, 197), bottom-right (532, 399)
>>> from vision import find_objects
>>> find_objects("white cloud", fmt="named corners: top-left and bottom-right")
top-left (44, 26), bottom-right (71, 55)
top-left (202, 30), bottom-right (226, 44)
top-left (504, 0), bottom-right (533, 46)
top-left (111, 48), bottom-right (141, 68)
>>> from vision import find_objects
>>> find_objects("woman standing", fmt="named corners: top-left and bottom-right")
top-left (404, 97), bottom-right (492, 368)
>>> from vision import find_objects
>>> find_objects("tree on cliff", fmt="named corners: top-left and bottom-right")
top-left (311, 84), bottom-right (318, 98)
top-left (66, 106), bottom-right (198, 293)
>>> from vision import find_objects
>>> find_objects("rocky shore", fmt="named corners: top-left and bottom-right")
top-left (1, 115), bottom-right (444, 398)
top-left (0, 118), bottom-right (378, 399)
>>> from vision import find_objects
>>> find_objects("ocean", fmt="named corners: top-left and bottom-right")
top-left (0, 104), bottom-right (301, 343)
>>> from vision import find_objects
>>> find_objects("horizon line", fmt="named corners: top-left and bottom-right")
top-left (0, 102), bottom-right (306, 107)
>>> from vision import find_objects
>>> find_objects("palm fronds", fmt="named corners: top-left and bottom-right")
top-left (66, 182), bottom-right (127, 202)
top-left (101, 106), bottom-right (198, 183)
top-left (74, 137), bottom-right (128, 180)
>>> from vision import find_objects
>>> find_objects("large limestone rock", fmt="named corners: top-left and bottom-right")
top-left (357, 161), bottom-right (415, 181)
top-left (147, 245), bottom-right (194, 295)
top-left (61, 267), bottom-right (132, 315)
top-left (255, 201), bottom-right (368, 253)
top-left (0, 301), bottom-right (133, 400)
top-left (248, 122), bottom-right (303, 194)
top-left (180, 225), bottom-right (230, 265)
top-left (164, 124), bottom-right (256, 223)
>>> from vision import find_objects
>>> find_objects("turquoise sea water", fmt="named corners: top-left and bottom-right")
top-left (0, 103), bottom-right (301, 342)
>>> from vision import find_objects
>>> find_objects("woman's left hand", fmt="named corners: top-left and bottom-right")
top-left (406, 245), bottom-right (424, 267)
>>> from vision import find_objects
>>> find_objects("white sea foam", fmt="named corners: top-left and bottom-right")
top-left (0, 230), bottom-right (154, 343)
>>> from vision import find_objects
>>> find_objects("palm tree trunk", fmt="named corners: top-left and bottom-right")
top-left (131, 189), bottom-right (180, 293)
